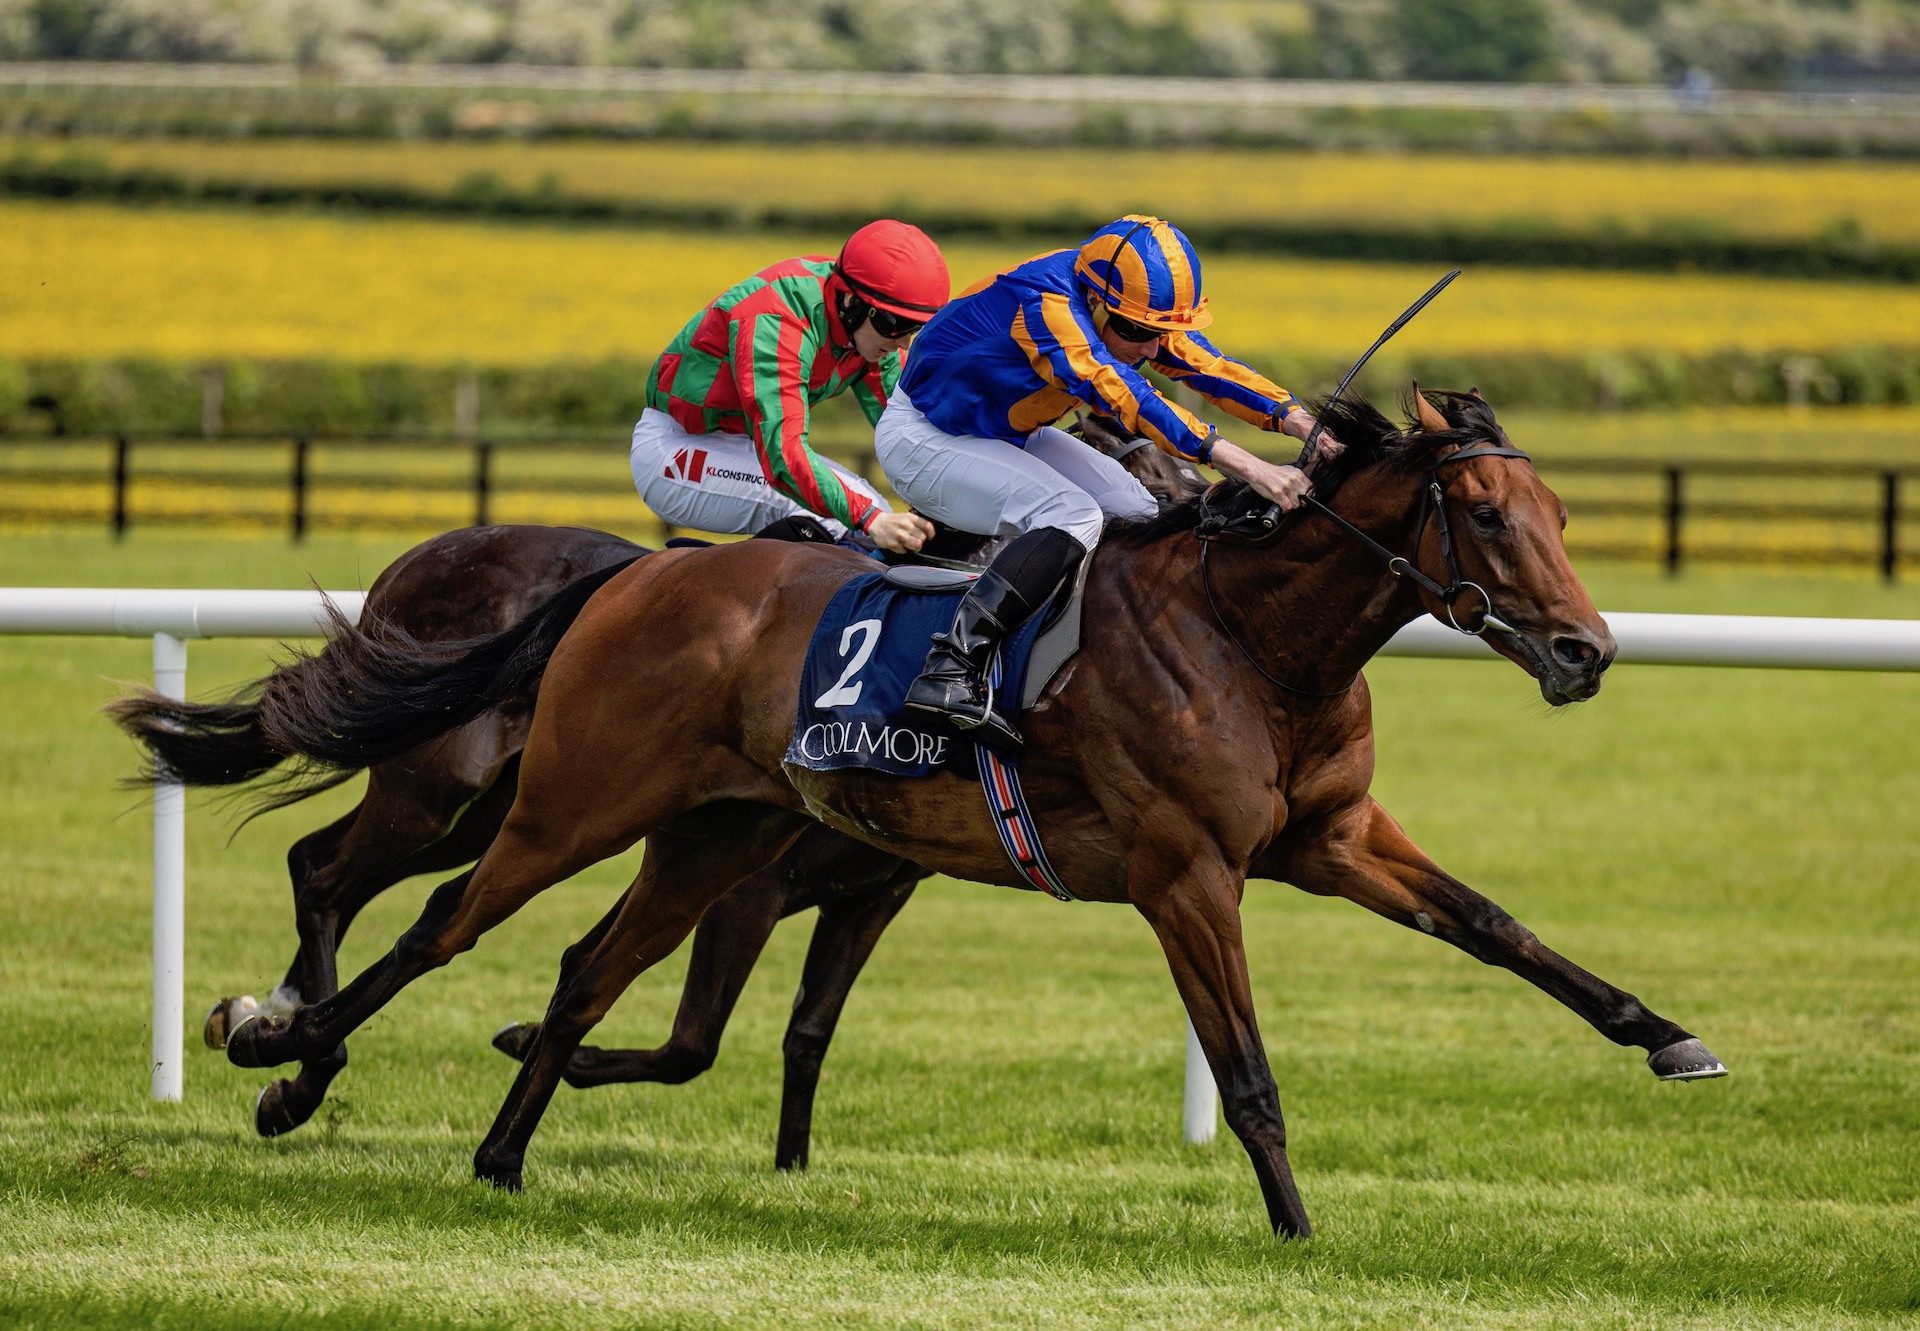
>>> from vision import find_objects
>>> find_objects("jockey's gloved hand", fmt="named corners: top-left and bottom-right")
top-left (1209, 438), bottom-right (1313, 512)
top-left (1281, 410), bottom-right (1345, 462)
top-left (868, 510), bottom-right (934, 554)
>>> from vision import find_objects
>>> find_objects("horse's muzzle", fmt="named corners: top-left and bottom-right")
top-left (1539, 629), bottom-right (1615, 704)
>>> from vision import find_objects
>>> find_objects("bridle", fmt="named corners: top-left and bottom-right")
top-left (1195, 441), bottom-right (1534, 698)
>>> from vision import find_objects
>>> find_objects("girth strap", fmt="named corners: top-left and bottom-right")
top-left (975, 651), bottom-right (1075, 901)
top-left (977, 746), bottom-right (1076, 902)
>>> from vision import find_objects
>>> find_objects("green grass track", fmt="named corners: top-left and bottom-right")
top-left (1, 533), bottom-right (1916, 1328)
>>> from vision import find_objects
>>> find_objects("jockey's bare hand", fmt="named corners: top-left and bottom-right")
top-left (1210, 438), bottom-right (1314, 512)
top-left (1281, 409), bottom-right (1345, 459)
top-left (868, 510), bottom-right (935, 553)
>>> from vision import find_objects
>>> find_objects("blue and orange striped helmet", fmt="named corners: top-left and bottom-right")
top-left (1074, 214), bottom-right (1212, 333)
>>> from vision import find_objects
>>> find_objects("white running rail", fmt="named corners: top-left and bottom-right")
top-left (6, 63), bottom-right (1918, 121)
top-left (0, 590), bottom-right (364, 1102)
top-left (2, 589), bottom-right (1916, 1125)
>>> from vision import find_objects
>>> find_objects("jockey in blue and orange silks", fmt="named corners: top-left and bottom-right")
top-left (877, 213), bottom-right (1345, 748)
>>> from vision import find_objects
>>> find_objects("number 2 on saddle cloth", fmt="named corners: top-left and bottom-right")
top-left (782, 570), bottom-right (1078, 901)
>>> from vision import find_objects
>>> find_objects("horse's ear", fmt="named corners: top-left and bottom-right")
top-left (1411, 381), bottom-right (1449, 435)
top-left (1468, 385), bottom-right (1485, 400)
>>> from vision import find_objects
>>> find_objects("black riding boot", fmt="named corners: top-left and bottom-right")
top-left (903, 527), bottom-right (1085, 750)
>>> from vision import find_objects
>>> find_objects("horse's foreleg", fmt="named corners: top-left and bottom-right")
top-left (1134, 855), bottom-right (1311, 1239)
top-left (491, 867), bottom-right (788, 1088)
top-left (473, 813), bottom-right (811, 1190)
top-left (1288, 798), bottom-right (1725, 1080)
top-left (775, 870), bottom-right (918, 1172)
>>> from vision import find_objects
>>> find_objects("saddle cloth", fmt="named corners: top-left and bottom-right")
top-left (782, 564), bottom-right (1086, 778)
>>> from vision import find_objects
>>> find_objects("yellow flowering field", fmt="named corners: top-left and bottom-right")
top-left (11, 135), bottom-right (1920, 246)
top-left (6, 201), bottom-right (1917, 369)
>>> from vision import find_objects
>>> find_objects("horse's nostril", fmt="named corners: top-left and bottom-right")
top-left (1551, 635), bottom-right (1600, 670)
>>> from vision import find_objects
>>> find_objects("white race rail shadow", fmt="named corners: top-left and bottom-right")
top-left (2, 589), bottom-right (1916, 1131)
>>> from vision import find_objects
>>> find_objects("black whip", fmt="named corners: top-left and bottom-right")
top-left (1261, 268), bottom-right (1461, 530)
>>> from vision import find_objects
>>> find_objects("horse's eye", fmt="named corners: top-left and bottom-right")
top-left (1470, 505), bottom-right (1505, 532)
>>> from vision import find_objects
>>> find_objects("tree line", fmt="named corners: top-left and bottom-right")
top-left (5, 0), bottom-right (1917, 91)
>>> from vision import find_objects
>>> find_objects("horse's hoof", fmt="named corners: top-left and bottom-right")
top-left (1648, 1038), bottom-right (1728, 1081)
top-left (203, 995), bottom-right (259, 1050)
top-left (490, 1022), bottom-right (537, 1062)
top-left (475, 1155), bottom-right (524, 1192)
top-left (225, 1014), bottom-right (292, 1070)
top-left (254, 1080), bottom-right (310, 1138)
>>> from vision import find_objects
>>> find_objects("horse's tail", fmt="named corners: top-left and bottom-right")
top-left (108, 556), bottom-right (642, 815)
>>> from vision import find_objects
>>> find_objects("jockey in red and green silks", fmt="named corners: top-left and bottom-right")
top-left (633, 221), bottom-right (949, 553)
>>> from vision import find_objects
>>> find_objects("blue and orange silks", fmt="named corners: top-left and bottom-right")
top-left (899, 247), bottom-right (1300, 466)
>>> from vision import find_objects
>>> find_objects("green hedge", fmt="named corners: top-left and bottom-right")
top-left (7, 155), bottom-right (1920, 282)
top-left (8, 347), bottom-right (1920, 440)
top-left (9, 86), bottom-right (1920, 161)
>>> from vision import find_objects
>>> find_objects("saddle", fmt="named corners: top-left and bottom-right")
top-left (876, 556), bottom-right (1091, 712)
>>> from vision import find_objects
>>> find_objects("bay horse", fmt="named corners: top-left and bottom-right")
top-left (122, 389), bottom-right (1725, 1236)
top-left (176, 419), bottom-right (1200, 1168)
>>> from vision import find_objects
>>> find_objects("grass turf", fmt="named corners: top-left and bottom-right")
top-left (0, 533), bottom-right (1916, 1329)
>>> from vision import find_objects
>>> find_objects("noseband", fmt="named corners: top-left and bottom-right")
top-left (1196, 442), bottom-right (1534, 698)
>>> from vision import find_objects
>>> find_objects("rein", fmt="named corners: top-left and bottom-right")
top-left (1196, 441), bottom-right (1533, 698)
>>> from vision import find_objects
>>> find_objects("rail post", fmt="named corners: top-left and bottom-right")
top-left (474, 441), bottom-right (493, 527)
top-left (290, 436), bottom-right (310, 542)
top-left (150, 631), bottom-right (188, 1102)
top-left (112, 435), bottom-right (131, 539)
top-left (1664, 466), bottom-right (1685, 575)
top-left (1883, 472), bottom-right (1901, 583)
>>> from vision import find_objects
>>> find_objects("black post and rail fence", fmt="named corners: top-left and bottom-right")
top-left (3, 433), bottom-right (1915, 581)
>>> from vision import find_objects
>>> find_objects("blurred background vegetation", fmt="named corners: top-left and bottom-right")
top-left (4, 0), bottom-right (1919, 91)
top-left (2, 0), bottom-right (1917, 571)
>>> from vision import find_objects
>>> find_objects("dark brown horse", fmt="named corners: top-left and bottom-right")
top-left (186, 418), bottom-right (1198, 1169)
top-left (122, 390), bottom-right (1725, 1236)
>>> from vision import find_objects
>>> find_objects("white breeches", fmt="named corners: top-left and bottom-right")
top-left (873, 387), bottom-right (1156, 552)
top-left (629, 407), bottom-right (887, 538)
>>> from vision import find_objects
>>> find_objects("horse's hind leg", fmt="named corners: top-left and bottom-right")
top-left (1288, 797), bottom-right (1725, 1080)
top-left (252, 760), bottom-right (523, 1136)
top-left (491, 864), bottom-right (787, 1088)
top-left (473, 810), bottom-right (811, 1190)
top-left (225, 777), bottom-right (646, 1073)
top-left (775, 869), bottom-right (917, 1172)
top-left (206, 810), bottom-right (359, 1050)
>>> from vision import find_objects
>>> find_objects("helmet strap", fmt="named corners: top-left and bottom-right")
top-left (834, 288), bottom-right (870, 344)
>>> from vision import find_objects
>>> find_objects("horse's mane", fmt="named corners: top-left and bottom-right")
top-left (1106, 388), bottom-right (1512, 543)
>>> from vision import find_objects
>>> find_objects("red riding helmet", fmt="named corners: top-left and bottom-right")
top-left (834, 219), bottom-right (950, 322)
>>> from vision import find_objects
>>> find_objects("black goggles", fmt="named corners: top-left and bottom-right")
top-left (1102, 310), bottom-right (1167, 344)
top-left (865, 305), bottom-right (928, 340)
